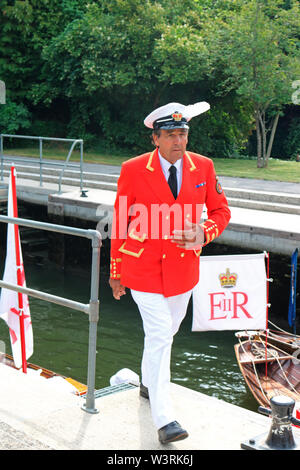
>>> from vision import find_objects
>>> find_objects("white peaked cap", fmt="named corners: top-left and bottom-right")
top-left (144, 101), bottom-right (210, 129)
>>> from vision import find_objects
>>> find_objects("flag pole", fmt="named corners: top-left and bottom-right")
top-left (265, 251), bottom-right (270, 379)
top-left (288, 249), bottom-right (298, 334)
top-left (10, 166), bottom-right (27, 373)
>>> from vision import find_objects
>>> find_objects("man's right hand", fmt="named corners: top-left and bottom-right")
top-left (109, 278), bottom-right (126, 300)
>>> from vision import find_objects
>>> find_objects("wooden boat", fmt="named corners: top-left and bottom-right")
top-left (259, 330), bottom-right (300, 356)
top-left (234, 338), bottom-right (300, 408)
top-left (1, 353), bottom-right (87, 396)
top-left (235, 327), bottom-right (300, 355)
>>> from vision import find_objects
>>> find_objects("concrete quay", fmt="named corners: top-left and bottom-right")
top-left (0, 158), bottom-right (299, 256)
top-left (45, 188), bottom-right (300, 256)
top-left (0, 361), bottom-right (294, 451)
top-left (0, 160), bottom-right (299, 451)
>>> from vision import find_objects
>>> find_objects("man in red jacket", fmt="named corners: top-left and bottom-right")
top-left (109, 102), bottom-right (231, 444)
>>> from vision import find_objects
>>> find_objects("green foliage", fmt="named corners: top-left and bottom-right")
top-left (37, 1), bottom-right (165, 97)
top-left (188, 100), bottom-right (253, 158)
top-left (0, 1), bottom-right (87, 99)
top-left (153, 24), bottom-right (210, 84)
top-left (0, 0), bottom-right (299, 159)
top-left (29, 119), bottom-right (67, 139)
top-left (32, 0), bottom-right (250, 153)
top-left (0, 98), bottom-right (31, 134)
top-left (285, 118), bottom-right (300, 158)
top-left (207, 0), bottom-right (300, 165)
top-left (209, 0), bottom-right (300, 108)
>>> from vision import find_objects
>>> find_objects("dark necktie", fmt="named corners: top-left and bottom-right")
top-left (168, 165), bottom-right (177, 199)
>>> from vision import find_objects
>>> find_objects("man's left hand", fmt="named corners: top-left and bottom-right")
top-left (171, 219), bottom-right (205, 250)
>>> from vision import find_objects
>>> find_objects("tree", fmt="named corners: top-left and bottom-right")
top-left (34, 0), bottom-right (220, 148)
top-left (0, 0), bottom-right (88, 112)
top-left (209, 0), bottom-right (300, 167)
top-left (0, 98), bottom-right (31, 134)
top-left (3, 0), bottom-right (295, 159)
top-left (33, 0), bottom-right (253, 154)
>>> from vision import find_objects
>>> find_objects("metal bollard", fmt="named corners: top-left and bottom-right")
top-left (241, 395), bottom-right (300, 450)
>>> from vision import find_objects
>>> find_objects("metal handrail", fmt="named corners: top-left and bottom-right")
top-left (58, 139), bottom-right (83, 194)
top-left (0, 214), bottom-right (102, 414)
top-left (0, 134), bottom-right (84, 195)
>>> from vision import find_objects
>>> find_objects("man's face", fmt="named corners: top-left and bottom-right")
top-left (153, 128), bottom-right (189, 163)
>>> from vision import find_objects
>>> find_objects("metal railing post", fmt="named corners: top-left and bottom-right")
top-left (82, 229), bottom-right (102, 414)
top-left (58, 139), bottom-right (81, 194)
top-left (0, 215), bottom-right (102, 415)
top-left (0, 134), bottom-right (3, 181)
top-left (79, 140), bottom-right (86, 197)
top-left (0, 135), bottom-right (84, 193)
top-left (39, 138), bottom-right (43, 187)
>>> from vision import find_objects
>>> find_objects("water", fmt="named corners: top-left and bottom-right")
top-left (0, 253), bottom-right (260, 413)
top-left (0, 208), bottom-right (297, 414)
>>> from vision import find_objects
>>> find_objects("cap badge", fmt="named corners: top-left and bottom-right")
top-left (172, 112), bottom-right (183, 121)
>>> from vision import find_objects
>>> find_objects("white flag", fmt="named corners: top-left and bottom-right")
top-left (0, 167), bottom-right (33, 368)
top-left (192, 253), bottom-right (267, 331)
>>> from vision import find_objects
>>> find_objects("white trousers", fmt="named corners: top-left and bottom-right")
top-left (131, 288), bottom-right (192, 429)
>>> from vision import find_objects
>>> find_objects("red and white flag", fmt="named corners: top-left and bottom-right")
top-left (0, 166), bottom-right (33, 369)
top-left (192, 253), bottom-right (267, 331)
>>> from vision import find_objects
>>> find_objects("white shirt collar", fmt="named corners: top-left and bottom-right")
top-left (158, 150), bottom-right (183, 174)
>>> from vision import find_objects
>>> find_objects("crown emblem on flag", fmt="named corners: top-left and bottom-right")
top-left (172, 112), bottom-right (183, 121)
top-left (219, 268), bottom-right (238, 288)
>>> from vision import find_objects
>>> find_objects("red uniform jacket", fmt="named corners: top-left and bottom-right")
top-left (110, 148), bottom-right (231, 297)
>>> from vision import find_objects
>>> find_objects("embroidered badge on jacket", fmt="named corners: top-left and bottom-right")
top-left (215, 176), bottom-right (223, 194)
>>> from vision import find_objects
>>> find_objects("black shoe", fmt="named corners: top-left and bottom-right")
top-left (140, 383), bottom-right (149, 399)
top-left (158, 421), bottom-right (188, 444)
